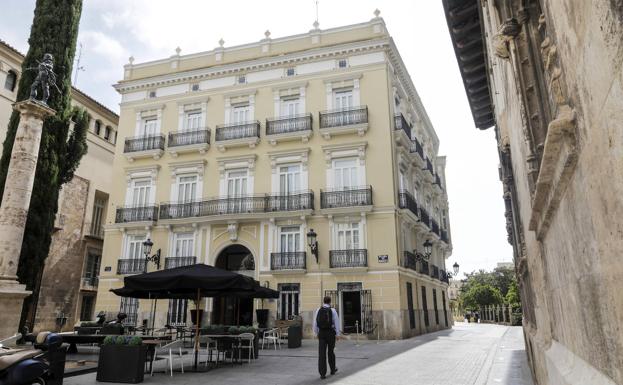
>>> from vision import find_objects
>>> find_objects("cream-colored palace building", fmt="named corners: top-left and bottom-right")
top-left (1, 39), bottom-right (118, 331)
top-left (96, 14), bottom-right (452, 338)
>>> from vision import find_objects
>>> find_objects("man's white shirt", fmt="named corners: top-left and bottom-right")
top-left (312, 304), bottom-right (341, 336)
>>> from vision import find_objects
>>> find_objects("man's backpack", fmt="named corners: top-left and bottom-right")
top-left (316, 307), bottom-right (333, 330)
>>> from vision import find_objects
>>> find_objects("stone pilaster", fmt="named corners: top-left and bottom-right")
top-left (0, 100), bottom-right (55, 337)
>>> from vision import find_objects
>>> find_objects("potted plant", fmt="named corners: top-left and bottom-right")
top-left (96, 335), bottom-right (146, 383)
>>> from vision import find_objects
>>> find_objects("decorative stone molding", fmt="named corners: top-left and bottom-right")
top-left (267, 148), bottom-right (310, 173)
top-left (322, 142), bottom-right (367, 167)
top-left (124, 165), bottom-right (160, 187)
top-left (227, 223), bottom-right (238, 241)
top-left (217, 154), bottom-right (257, 178)
top-left (168, 160), bottom-right (206, 182)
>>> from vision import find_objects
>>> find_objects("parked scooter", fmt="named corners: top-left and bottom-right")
top-left (0, 331), bottom-right (65, 385)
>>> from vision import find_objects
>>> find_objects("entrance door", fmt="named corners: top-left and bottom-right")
top-left (341, 291), bottom-right (362, 334)
top-left (212, 244), bottom-right (255, 326)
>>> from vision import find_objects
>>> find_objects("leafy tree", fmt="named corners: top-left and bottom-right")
top-left (0, 0), bottom-right (86, 332)
top-left (462, 283), bottom-right (504, 310)
top-left (505, 278), bottom-right (521, 306)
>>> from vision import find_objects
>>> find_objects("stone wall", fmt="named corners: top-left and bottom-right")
top-left (34, 176), bottom-right (90, 332)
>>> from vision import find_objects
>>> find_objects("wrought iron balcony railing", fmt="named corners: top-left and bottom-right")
top-left (319, 106), bottom-right (368, 128)
top-left (410, 137), bottom-right (424, 159)
top-left (124, 134), bottom-right (165, 153)
top-left (440, 269), bottom-right (449, 283)
top-left (398, 191), bottom-right (419, 219)
top-left (271, 252), bottom-right (306, 270)
top-left (115, 206), bottom-right (159, 223)
top-left (441, 229), bottom-right (449, 243)
top-left (432, 219), bottom-right (440, 237)
top-left (425, 157), bottom-right (434, 175)
top-left (160, 192), bottom-right (314, 220)
top-left (168, 129), bottom-right (210, 147)
top-left (419, 206), bottom-right (431, 228)
top-left (420, 260), bottom-right (430, 275)
top-left (266, 114), bottom-right (312, 135)
top-left (164, 256), bottom-right (197, 269)
top-left (402, 251), bottom-right (418, 271)
top-left (431, 264), bottom-right (440, 280)
top-left (117, 258), bottom-right (147, 275)
top-left (394, 113), bottom-right (412, 139)
top-left (215, 121), bottom-right (260, 141)
top-left (320, 186), bottom-right (372, 209)
top-left (329, 249), bottom-right (368, 268)
top-left (435, 174), bottom-right (442, 188)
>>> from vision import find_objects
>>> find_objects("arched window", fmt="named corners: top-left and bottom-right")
top-left (4, 70), bottom-right (17, 92)
top-left (94, 120), bottom-right (102, 136)
top-left (104, 126), bottom-right (111, 140)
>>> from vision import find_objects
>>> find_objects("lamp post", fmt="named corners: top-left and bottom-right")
top-left (306, 228), bottom-right (318, 264)
top-left (453, 262), bottom-right (460, 276)
top-left (413, 239), bottom-right (433, 261)
top-left (142, 238), bottom-right (161, 273)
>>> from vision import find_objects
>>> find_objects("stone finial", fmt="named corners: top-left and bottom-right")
top-left (128, 56), bottom-right (135, 65)
top-left (313, 20), bottom-right (319, 30)
top-left (264, 30), bottom-right (271, 39)
top-left (218, 38), bottom-right (225, 48)
top-left (175, 46), bottom-right (181, 55)
top-left (373, 9), bottom-right (381, 18)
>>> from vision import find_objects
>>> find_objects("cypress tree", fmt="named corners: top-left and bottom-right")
top-left (0, 0), bottom-right (88, 331)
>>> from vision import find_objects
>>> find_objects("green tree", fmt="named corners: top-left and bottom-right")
top-left (0, 0), bottom-right (86, 332)
top-left (505, 278), bottom-right (521, 306)
top-left (461, 283), bottom-right (504, 310)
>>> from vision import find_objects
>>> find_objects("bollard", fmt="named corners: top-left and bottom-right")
top-left (355, 320), bottom-right (360, 346)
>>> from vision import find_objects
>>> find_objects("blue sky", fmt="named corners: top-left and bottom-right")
top-left (0, 0), bottom-right (513, 276)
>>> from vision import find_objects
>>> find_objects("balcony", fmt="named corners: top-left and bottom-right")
top-left (167, 129), bottom-right (210, 156)
top-left (271, 252), bottom-right (306, 270)
top-left (410, 137), bottom-right (424, 160)
top-left (440, 269), bottom-right (449, 283)
top-left (424, 157), bottom-right (435, 178)
top-left (123, 134), bottom-right (165, 161)
top-left (80, 277), bottom-right (99, 291)
top-left (215, 121), bottom-right (260, 151)
top-left (419, 206), bottom-right (431, 228)
top-left (266, 114), bottom-right (312, 144)
top-left (398, 191), bottom-right (419, 221)
top-left (164, 256), bottom-right (197, 269)
top-left (431, 264), bottom-right (440, 280)
top-left (320, 186), bottom-right (372, 211)
top-left (117, 259), bottom-right (147, 275)
top-left (115, 205), bottom-right (159, 223)
top-left (319, 106), bottom-right (368, 139)
top-left (266, 191), bottom-right (314, 212)
top-left (329, 249), bottom-right (368, 268)
top-left (420, 260), bottom-right (430, 275)
top-left (84, 222), bottom-right (104, 240)
top-left (402, 251), bottom-right (418, 271)
top-left (431, 219), bottom-right (441, 237)
top-left (441, 229), bottom-right (449, 244)
top-left (394, 113), bottom-right (412, 139)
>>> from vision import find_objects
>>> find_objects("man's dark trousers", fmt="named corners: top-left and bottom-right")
top-left (318, 329), bottom-right (336, 377)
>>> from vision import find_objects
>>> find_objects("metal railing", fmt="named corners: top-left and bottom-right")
top-left (398, 191), bottom-right (419, 219)
top-left (410, 137), bottom-right (424, 159)
top-left (394, 113), bottom-right (412, 139)
top-left (266, 114), bottom-right (312, 135)
top-left (270, 252), bottom-right (306, 270)
top-left (85, 222), bottom-right (104, 239)
top-left (431, 264), bottom-right (439, 280)
top-left (419, 206), bottom-right (430, 228)
top-left (402, 251), bottom-right (418, 271)
top-left (168, 129), bottom-right (210, 147)
top-left (164, 256), bottom-right (197, 269)
top-left (117, 259), bottom-right (147, 275)
top-left (124, 134), bottom-right (165, 153)
top-left (432, 219), bottom-right (440, 236)
top-left (420, 260), bottom-right (430, 275)
top-left (81, 277), bottom-right (99, 289)
top-left (435, 174), bottom-right (442, 188)
top-left (440, 269), bottom-right (449, 283)
top-left (425, 158), bottom-right (434, 175)
top-left (115, 206), bottom-right (159, 223)
top-left (159, 192), bottom-right (313, 219)
top-left (319, 106), bottom-right (368, 128)
top-left (320, 186), bottom-right (372, 209)
top-left (329, 249), bottom-right (368, 268)
top-left (215, 121), bottom-right (260, 141)
top-left (441, 230), bottom-right (449, 243)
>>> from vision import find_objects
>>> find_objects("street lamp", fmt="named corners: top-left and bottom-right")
top-left (306, 228), bottom-right (319, 263)
top-left (453, 262), bottom-right (460, 276)
top-left (413, 240), bottom-right (433, 261)
top-left (142, 238), bottom-right (161, 272)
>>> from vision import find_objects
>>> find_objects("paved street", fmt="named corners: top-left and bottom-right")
top-left (65, 323), bottom-right (534, 385)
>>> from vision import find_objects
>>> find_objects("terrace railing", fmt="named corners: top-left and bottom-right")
top-left (215, 121), bottom-right (260, 141)
top-left (124, 135), bottom-right (165, 153)
top-left (329, 249), bottom-right (368, 268)
top-left (319, 106), bottom-right (368, 128)
top-left (266, 114), bottom-right (312, 135)
top-left (117, 258), bottom-right (147, 275)
top-left (270, 252), bottom-right (307, 270)
top-left (164, 256), bottom-right (197, 269)
top-left (115, 206), bottom-right (159, 223)
top-left (168, 129), bottom-right (210, 147)
top-left (320, 186), bottom-right (372, 209)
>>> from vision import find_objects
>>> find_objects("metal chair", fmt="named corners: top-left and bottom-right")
top-left (197, 335), bottom-right (220, 367)
top-left (261, 328), bottom-right (280, 350)
top-left (237, 333), bottom-right (255, 363)
top-left (150, 339), bottom-right (185, 377)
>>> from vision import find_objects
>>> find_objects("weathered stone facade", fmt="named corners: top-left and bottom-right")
top-left (444, 1), bottom-right (623, 385)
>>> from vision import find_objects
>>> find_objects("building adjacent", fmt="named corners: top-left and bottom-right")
top-left (443, 1), bottom-right (623, 384)
top-left (95, 13), bottom-right (452, 339)
top-left (0, 39), bottom-right (118, 331)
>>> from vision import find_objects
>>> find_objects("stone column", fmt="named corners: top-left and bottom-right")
top-left (0, 100), bottom-right (55, 338)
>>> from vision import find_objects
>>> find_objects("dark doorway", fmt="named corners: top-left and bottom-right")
top-left (212, 244), bottom-right (255, 326)
top-left (342, 291), bottom-right (362, 333)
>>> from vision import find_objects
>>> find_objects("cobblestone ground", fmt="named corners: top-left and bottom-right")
top-left (65, 323), bottom-right (534, 385)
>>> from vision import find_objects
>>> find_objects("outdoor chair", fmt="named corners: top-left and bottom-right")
top-left (237, 332), bottom-right (255, 363)
top-left (197, 335), bottom-right (220, 367)
top-left (261, 328), bottom-right (280, 350)
top-left (150, 339), bottom-right (185, 377)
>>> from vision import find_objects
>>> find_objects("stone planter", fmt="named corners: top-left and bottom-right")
top-left (96, 344), bottom-right (147, 383)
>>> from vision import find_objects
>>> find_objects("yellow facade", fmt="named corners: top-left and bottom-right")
top-left (97, 17), bottom-right (452, 338)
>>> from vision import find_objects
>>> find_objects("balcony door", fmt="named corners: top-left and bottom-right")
top-left (141, 118), bottom-right (157, 137)
top-left (131, 178), bottom-right (151, 207)
top-left (279, 164), bottom-right (301, 210)
top-left (333, 89), bottom-right (353, 110)
top-left (280, 97), bottom-right (300, 117)
top-left (227, 169), bottom-right (248, 213)
top-left (279, 226), bottom-right (301, 253)
top-left (174, 233), bottom-right (194, 259)
top-left (177, 176), bottom-right (197, 203)
top-left (335, 222), bottom-right (360, 250)
top-left (333, 158), bottom-right (358, 190)
top-left (232, 104), bottom-right (250, 124)
top-left (126, 235), bottom-right (145, 260)
top-left (184, 111), bottom-right (201, 132)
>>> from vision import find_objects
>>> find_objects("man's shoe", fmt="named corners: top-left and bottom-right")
top-left (320, 375), bottom-right (326, 379)
top-left (331, 368), bottom-right (338, 375)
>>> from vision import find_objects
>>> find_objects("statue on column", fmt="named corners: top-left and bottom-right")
top-left (27, 53), bottom-right (60, 105)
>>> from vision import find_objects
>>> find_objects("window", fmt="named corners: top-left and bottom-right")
top-left (184, 110), bottom-right (202, 131)
top-left (338, 59), bottom-right (348, 68)
top-left (407, 283), bottom-right (415, 329)
top-left (333, 89), bottom-right (353, 110)
top-left (83, 251), bottom-right (101, 284)
top-left (177, 175), bottom-right (197, 203)
top-left (120, 297), bottom-right (139, 325)
top-left (104, 126), bottom-right (111, 140)
top-left (280, 96), bottom-right (300, 117)
top-left (422, 286), bottom-right (429, 327)
top-left (333, 158), bottom-right (358, 189)
top-left (237, 75), bottom-right (246, 84)
top-left (279, 164), bottom-right (301, 195)
top-left (80, 295), bottom-right (95, 321)
top-left (174, 232), bottom-right (194, 257)
top-left (226, 170), bottom-right (248, 196)
top-left (399, 171), bottom-right (406, 191)
top-left (126, 235), bottom-right (146, 259)
top-left (278, 283), bottom-right (300, 320)
top-left (141, 118), bottom-right (158, 137)
top-left (90, 197), bottom-right (106, 237)
top-left (130, 178), bottom-right (151, 206)
top-left (191, 83), bottom-right (200, 91)
top-left (4, 70), bottom-right (17, 91)
top-left (433, 289), bottom-right (439, 325)
top-left (335, 222), bottom-right (360, 249)
top-left (168, 299), bottom-right (188, 326)
top-left (231, 104), bottom-right (250, 124)
top-left (280, 226), bottom-right (301, 253)
top-left (286, 67), bottom-right (295, 77)
top-left (148, 90), bottom-right (156, 98)
top-left (94, 120), bottom-right (102, 136)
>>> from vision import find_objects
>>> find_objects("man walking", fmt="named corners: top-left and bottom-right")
top-left (313, 296), bottom-right (341, 379)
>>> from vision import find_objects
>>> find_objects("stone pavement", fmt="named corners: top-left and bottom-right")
top-left (65, 323), bottom-right (534, 385)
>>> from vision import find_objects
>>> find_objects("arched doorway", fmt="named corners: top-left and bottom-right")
top-left (212, 244), bottom-right (255, 326)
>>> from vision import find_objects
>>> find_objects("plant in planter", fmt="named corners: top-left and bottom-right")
top-left (97, 334), bottom-right (147, 383)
